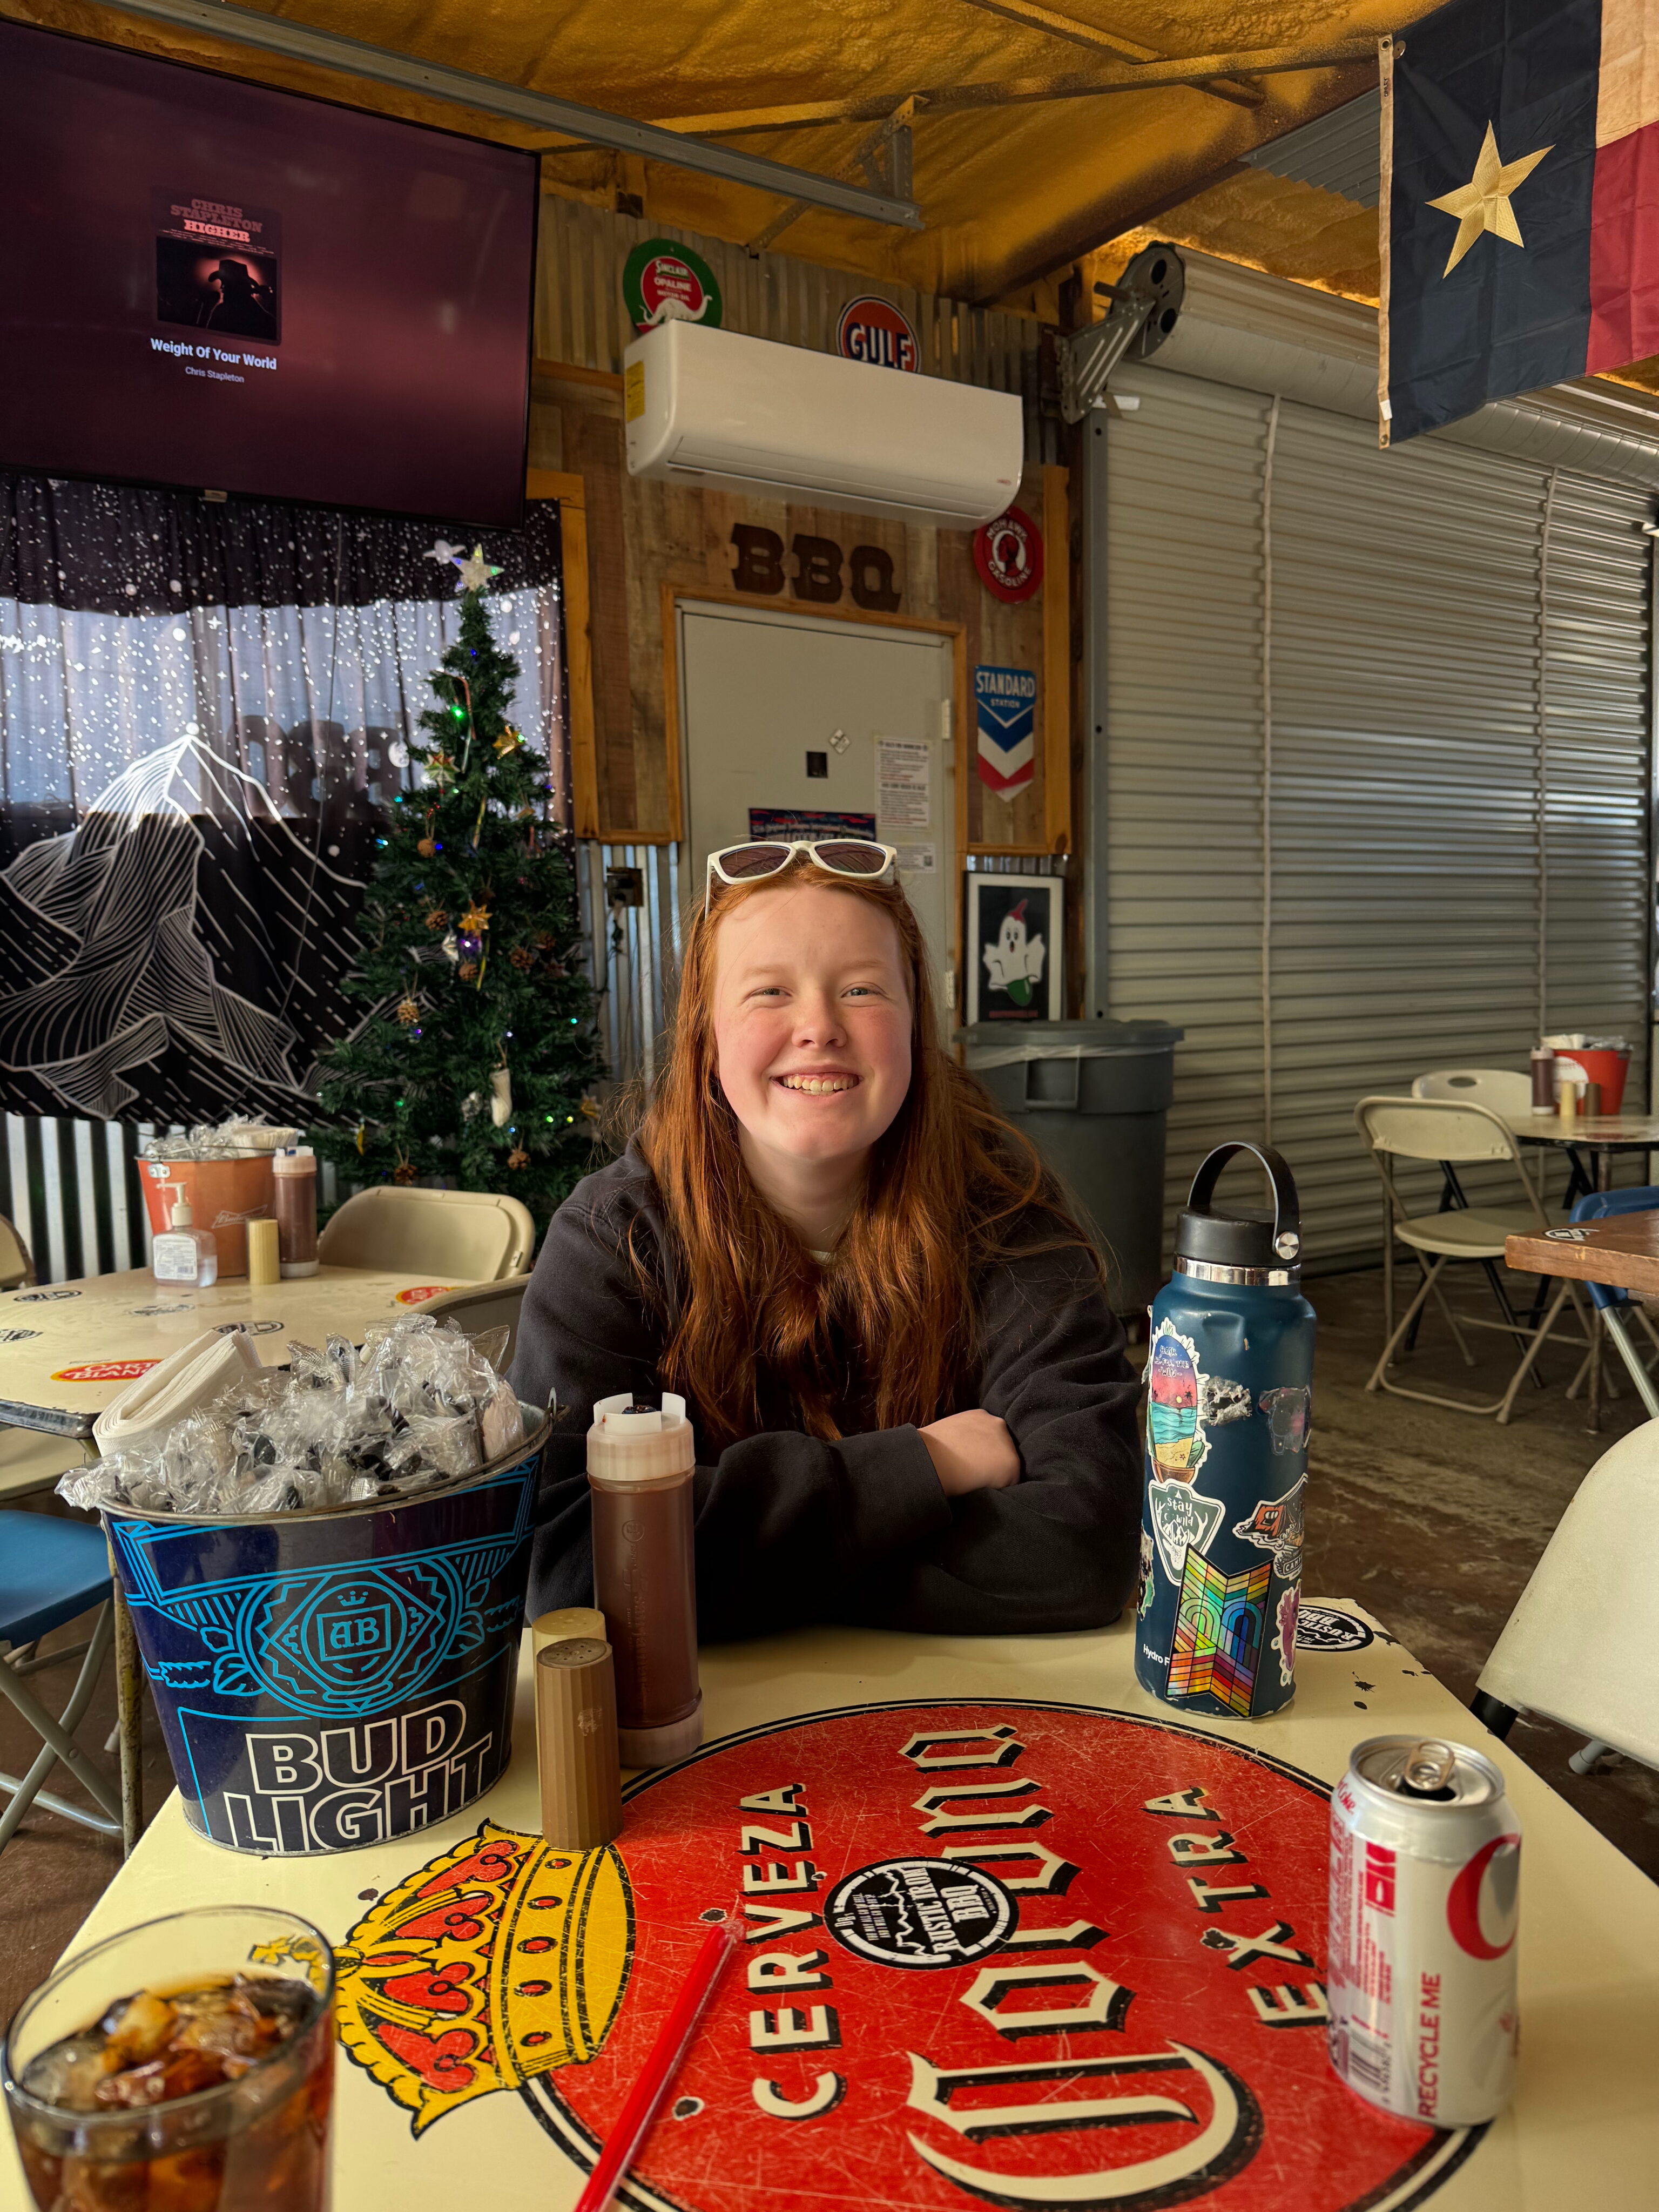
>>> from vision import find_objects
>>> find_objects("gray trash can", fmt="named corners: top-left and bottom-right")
top-left (957, 1019), bottom-right (1183, 1315)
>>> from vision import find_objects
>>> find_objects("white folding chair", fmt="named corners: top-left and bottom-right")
top-left (1472, 1420), bottom-right (1659, 1775)
top-left (1355, 1095), bottom-right (1586, 1422)
top-left (317, 1186), bottom-right (536, 1282)
top-left (1411, 1068), bottom-right (1534, 1115)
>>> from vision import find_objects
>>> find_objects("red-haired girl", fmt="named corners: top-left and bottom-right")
top-left (514, 840), bottom-right (1141, 1637)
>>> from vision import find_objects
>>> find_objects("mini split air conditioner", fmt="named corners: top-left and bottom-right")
top-left (623, 320), bottom-right (1024, 528)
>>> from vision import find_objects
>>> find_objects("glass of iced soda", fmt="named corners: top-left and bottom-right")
top-left (3, 1904), bottom-right (334, 2212)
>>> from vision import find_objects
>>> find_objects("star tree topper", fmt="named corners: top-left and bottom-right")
top-left (451, 544), bottom-right (503, 593)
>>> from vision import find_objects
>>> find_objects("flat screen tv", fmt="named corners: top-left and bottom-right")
top-left (0, 20), bottom-right (537, 525)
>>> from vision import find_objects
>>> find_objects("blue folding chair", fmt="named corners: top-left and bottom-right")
top-left (0, 1512), bottom-right (123, 1854)
top-left (1566, 1186), bottom-right (1659, 1431)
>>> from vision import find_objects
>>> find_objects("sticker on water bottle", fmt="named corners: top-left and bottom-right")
top-left (1146, 1319), bottom-right (1210, 1480)
top-left (1232, 1472), bottom-right (1307, 1579)
top-left (1147, 1476), bottom-right (1225, 1584)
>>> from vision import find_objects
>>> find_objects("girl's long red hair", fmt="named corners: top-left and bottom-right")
top-left (628, 858), bottom-right (1098, 1448)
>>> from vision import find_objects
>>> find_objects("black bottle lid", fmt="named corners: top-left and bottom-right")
top-left (1174, 1143), bottom-right (1302, 1270)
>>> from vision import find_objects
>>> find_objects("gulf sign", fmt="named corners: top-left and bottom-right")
top-left (837, 296), bottom-right (919, 373)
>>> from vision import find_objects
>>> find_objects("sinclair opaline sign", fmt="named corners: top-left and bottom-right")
top-left (623, 239), bottom-right (723, 334)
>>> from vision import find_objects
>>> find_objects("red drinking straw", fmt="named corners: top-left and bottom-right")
top-left (572, 1916), bottom-right (738, 2212)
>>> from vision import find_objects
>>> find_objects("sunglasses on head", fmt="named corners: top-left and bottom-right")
top-left (703, 838), bottom-right (899, 914)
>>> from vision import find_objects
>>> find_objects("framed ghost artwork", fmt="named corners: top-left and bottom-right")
top-left (965, 873), bottom-right (1064, 1024)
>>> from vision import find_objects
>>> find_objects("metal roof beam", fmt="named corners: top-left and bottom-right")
top-left (663, 43), bottom-right (1379, 139)
top-left (949, 0), bottom-right (1262, 109)
top-left (95, 0), bottom-right (923, 228)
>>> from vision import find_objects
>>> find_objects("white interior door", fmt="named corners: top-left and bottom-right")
top-left (678, 599), bottom-right (956, 996)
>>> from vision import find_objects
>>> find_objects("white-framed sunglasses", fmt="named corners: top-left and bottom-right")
top-left (703, 838), bottom-right (899, 915)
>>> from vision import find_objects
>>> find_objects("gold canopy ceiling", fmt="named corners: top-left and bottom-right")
top-left (1, 0), bottom-right (1445, 312)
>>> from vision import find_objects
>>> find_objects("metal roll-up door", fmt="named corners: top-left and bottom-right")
top-left (1541, 474), bottom-right (1652, 1070)
top-left (1103, 364), bottom-right (1273, 1250)
top-left (1267, 402), bottom-right (1556, 1259)
top-left (1102, 355), bottom-right (1653, 1272)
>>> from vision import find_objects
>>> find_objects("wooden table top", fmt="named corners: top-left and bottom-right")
top-left (0, 1266), bottom-right (464, 1438)
top-left (1507, 1210), bottom-right (1659, 1293)
top-left (5, 1606), bottom-right (1656, 2212)
top-left (1509, 1112), bottom-right (1659, 1147)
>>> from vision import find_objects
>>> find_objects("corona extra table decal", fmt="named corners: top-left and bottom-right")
top-left (334, 1819), bottom-right (632, 2134)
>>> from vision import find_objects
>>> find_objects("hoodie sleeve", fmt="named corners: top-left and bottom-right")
top-left (513, 1161), bottom-right (951, 1635)
top-left (514, 1161), bottom-right (1140, 1641)
top-left (838, 1242), bottom-right (1144, 1636)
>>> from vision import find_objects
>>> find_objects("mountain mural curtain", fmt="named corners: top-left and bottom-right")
top-left (0, 471), bottom-right (565, 1123)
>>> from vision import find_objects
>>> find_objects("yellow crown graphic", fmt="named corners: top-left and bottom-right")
top-left (334, 1819), bottom-right (633, 2135)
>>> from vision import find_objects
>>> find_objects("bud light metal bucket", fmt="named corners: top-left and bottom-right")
top-left (103, 1406), bottom-right (549, 1856)
top-left (1135, 1143), bottom-right (1314, 1719)
top-left (1328, 1736), bottom-right (1521, 2126)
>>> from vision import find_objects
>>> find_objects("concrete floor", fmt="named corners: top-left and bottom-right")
top-left (1, 1260), bottom-right (1654, 2034)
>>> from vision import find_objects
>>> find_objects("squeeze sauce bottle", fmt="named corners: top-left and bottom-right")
top-left (587, 1392), bottom-right (702, 1766)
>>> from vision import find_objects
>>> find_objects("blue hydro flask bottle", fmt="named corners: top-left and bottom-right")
top-left (1134, 1143), bottom-right (1315, 1719)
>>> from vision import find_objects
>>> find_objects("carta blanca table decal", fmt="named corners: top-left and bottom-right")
top-left (335, 1701), bottom-right (1483, 2207)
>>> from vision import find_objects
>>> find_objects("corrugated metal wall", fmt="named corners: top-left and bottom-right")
top-left (1107, 358), bottom-right (1653, 1267)
top-left (536, 198), bottom-right (1037, 406)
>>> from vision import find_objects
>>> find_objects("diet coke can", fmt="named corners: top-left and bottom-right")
top-left (1327, 1736), bottom-right (1521, 2127)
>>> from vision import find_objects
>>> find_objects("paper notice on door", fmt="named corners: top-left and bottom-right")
top-left (894, 844), bottom-right (936, 874)
top-left (876, 737), bottom-right (931, 827)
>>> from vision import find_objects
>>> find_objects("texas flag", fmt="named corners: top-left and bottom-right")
top-left (1382, 0), bottom-right (1658, 443)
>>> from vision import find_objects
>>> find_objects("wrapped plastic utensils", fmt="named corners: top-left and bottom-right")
top-left (58, 1312), bottom-right (525, 1520)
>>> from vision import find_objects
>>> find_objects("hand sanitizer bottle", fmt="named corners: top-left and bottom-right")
top-left (151, 1186), bottom-right (219, 1289)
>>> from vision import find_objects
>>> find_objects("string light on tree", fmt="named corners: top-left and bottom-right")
top-left (311, 552), bottom-right (604, 1221)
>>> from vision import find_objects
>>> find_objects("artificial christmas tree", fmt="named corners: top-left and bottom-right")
top-left (311, 568), bottom-right (603, 1223)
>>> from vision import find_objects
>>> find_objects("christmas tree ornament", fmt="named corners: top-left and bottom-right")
top-left (491, 1068), bottom-right (514, 1127)
top-left (393, 1156), bottom-right (418, 1185)
top-left (457, 929), bottom-right (483, 963)
top-left (428, 752), bottom-right (456, 786)
top-left (508, 1144), bottom-right (530, 1170)
top-left (425, 537), bottom-right (466, 569)
top-left (451, 544), bottom-right (503, 594)
top-left (580, 1095), bottom-right (602, 1121)
top-left (425, 907), bottom-right (449, 931)
top-left (355, 1123), bottom-right (367, 1154)
top-left (396, 997), bottom-right (420, 1024)
top-left (441, 931), bottom-right (460, 963)
top-left (459, 961), bottom-right (478, 981)
top-left (494, 725), bottom-right (523, 756)
top-left (509, 946), bottom-right (534, 971)
top-left (462, 1091), bottom-right (483, 1120)
top-left (417, 838), bottom-right (437, 858)
top-left (460, 902), bottom-right (492, 935)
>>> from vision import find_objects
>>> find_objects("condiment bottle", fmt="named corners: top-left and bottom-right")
top-left (588, 1391), bottom-right (702, 1766)
top-left (536, 1637), bottom-right (624, 1848)
top-left (151, 1185), bottom-right (218, 1289)
top-left (272, 1147), bottom-right (319, 1277)
top-left (1530, 1043), bottom-right (1556, 1116)
top-left (246, 1217), bottom-right (280, 1286)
